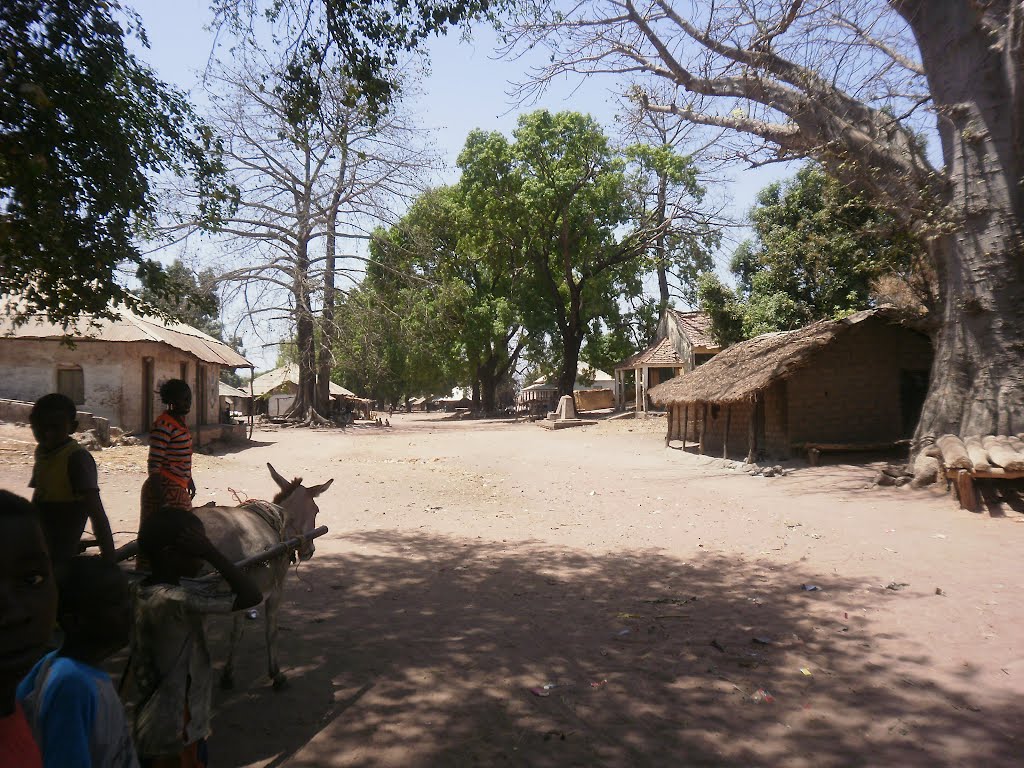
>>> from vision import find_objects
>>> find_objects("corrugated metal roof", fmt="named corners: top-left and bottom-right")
top-left (0, 308), bottom-right (252, 367)
top-left (250, 363), bottom-right (355, 398)
top-left (219, 382), bottom-right (251, 399)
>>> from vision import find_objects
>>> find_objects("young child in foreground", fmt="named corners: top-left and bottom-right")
top-left (130, 507), bottom-right (262, 768)
top-left (0, 490), bottom-right (58, 768)
top-left (29, 393), bottom-right (115, 571)
top-left (18, 556), bottom-right (138, 767)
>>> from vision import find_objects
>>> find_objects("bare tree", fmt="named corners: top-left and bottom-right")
top-left (617, 88), bottom-right (727, 312)
top-left (505, 0), bottom-right (1024, 444)
top-left (177, 52), bottom-right (436, 422)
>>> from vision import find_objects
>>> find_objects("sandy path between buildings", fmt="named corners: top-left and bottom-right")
top-left (1, 413), bottom-right (1021, 767)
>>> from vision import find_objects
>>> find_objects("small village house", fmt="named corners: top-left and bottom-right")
top-left (613, 309), bottom-right (721, 414)
top-left (648, 309), bottom-right (933, 462)
top-left (436, 387), bottom-right (472, 412)
top-left (0, 309), bottom-right (252, 445)
top-left (515, 362), bottom-right (615, 415)
top-left (251, 363), bottom-right (371, 419)
top-left (219, 381), bottom-right (252, 419)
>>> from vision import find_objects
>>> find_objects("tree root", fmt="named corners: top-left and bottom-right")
top-left (281, 407), bottom-right (335, 428)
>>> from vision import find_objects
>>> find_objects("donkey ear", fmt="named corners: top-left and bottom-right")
top-left (267, 463), bottom-right (289, 489)
top-left (310, 478), bottom-right (334, 497)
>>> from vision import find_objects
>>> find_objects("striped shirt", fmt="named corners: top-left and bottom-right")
top-left (148, 412), bottom-right (192, 488)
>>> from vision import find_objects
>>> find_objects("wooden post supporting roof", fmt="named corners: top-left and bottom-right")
top-left (682, 404), bottom-right (688, 449)
top-left (746, 397), bottom-right (757, 464)
top-left (723, 405), bottom-right (731, 459)
top-left (698, 402), bottom-right (707, 455)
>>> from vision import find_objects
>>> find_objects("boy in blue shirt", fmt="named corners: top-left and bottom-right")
top-left (19, 556), bottom-right (137, 767)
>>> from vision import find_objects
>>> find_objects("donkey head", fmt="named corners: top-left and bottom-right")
top-left (268, 462), bottom-right (334, 561)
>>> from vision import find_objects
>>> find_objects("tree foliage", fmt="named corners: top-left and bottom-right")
top-left (465, 109), bottom-right (702, 397)
top-left (699, 164), bottom-right (928, 345)
top-left (0, 0), bottom-right (231, 326)
top-left (138, 259), bottom-right (246, 385)
top-left (211, 0), bottom-right (504, 118)
top-left (511, 2), bottom-right (1024, 438)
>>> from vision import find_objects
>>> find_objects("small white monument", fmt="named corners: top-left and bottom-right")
top-left (539, 394), bottom-right (597, 430)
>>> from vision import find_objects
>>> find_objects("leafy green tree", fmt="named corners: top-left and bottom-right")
top-left (139, 260), bottom-right (221, 339)
top-left (460, 110), bottom-right (674, 398)
top-left (348, 181), bottom-right (525, 413)
top-left (138, 259), bottom-right (246, 385)
top-left (699, 165), bottom-right (927, 345)
top-left (0, 0), bottom-right (231, 326)
top-left (619, 98), bottom-right (720, 311)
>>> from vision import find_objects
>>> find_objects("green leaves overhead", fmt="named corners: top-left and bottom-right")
top-left (698, 164), bottom-right (927, 346)
top-left (211, 0), bottom-right (503, 119)
top-left (338, 109), bottom-right (717, 404)
top-left (0, 0), bottom-right (233, 326)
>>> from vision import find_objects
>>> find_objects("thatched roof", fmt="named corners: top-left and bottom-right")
top-left (615, 337), bottom-right (684, 371)
top-left (649, 309), bottom-right (903, 406)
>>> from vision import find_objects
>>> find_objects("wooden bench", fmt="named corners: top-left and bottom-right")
top-left (945, 467), bottom-right (1024, 512)
top-left (802, 440), bottom-right (910, 466)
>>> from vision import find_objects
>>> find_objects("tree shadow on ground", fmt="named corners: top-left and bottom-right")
top-left (206, 531), bottom-right (1021, 767)
top-left (202, 438), bottom-right (276, 456)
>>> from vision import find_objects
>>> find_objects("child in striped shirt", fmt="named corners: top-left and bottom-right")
top-left (141, 380), bottom-right (195, 529)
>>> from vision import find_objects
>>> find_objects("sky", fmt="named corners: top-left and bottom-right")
top-left (127, 1), bottom-right (793, 369)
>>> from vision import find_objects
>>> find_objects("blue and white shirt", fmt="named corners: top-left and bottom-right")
top-left (18, 652), bottom-right (138, 768)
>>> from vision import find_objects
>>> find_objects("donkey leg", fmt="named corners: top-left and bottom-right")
top-left (265, 582), bottom-right (287, 690)
top-left (221, 613), bottom-right (245, 690)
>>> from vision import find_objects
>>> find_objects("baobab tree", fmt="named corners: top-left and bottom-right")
top-left (508, 1), bottom-right (1024, 443)
top-left (187, 53), bottom-right (434, 421)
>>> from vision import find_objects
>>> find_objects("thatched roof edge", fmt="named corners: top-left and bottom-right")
top-left (648, 308), bottom-right (906, 406)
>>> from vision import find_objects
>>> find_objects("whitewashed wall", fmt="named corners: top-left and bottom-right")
top-left (0, 339), bottom-right (222, 434)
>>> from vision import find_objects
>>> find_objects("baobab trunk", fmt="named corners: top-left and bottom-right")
top-left (901, 3), bottom-right (1024, 441)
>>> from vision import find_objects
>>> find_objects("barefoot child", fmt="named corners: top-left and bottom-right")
top-left (18, 557), bottom-right (138, 767)
top-left (29, 394), bottom-right (116, 570)
top-left (130, 508), bottom-right (262, 767)
top-left (0, 491), bottom-right (58, 767)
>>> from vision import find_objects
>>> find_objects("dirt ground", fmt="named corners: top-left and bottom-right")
top-left (1, 413), bottom-right (1022, 767)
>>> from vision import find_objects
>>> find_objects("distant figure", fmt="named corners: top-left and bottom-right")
top-left (221, 403), bottom-right (232, 424)
top-left (385, 419), bottom-right (390, 428)
top-left (388, 405), bottom-right (394, 417)
top-left (0, 490), bottom-right (58, 768)
top-left (130, 508), bottom-right (261, 767)
top-left (29, 393), bottom-right (115, 571)
top-left (141, 380), bottom-right (195, 528)
top-left (19, 556), bottom-right (138, 768)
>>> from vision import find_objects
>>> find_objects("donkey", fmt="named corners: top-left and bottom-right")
top-left (194, 462), bottom-right (333, 690)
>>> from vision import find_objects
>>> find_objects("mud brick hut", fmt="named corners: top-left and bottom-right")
top-left (613, 309), bottom-right (721, 414)
top-left (0, 308), bottom-right (252, 445)
top-left (648, 309), bottom-right (933, 462)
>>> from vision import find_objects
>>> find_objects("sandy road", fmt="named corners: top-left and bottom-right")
top-left (1, 413), bottom-right (1021, 766)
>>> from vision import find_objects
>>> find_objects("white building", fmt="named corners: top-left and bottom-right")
top-left (0, 309), bottom-right (252, 444)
